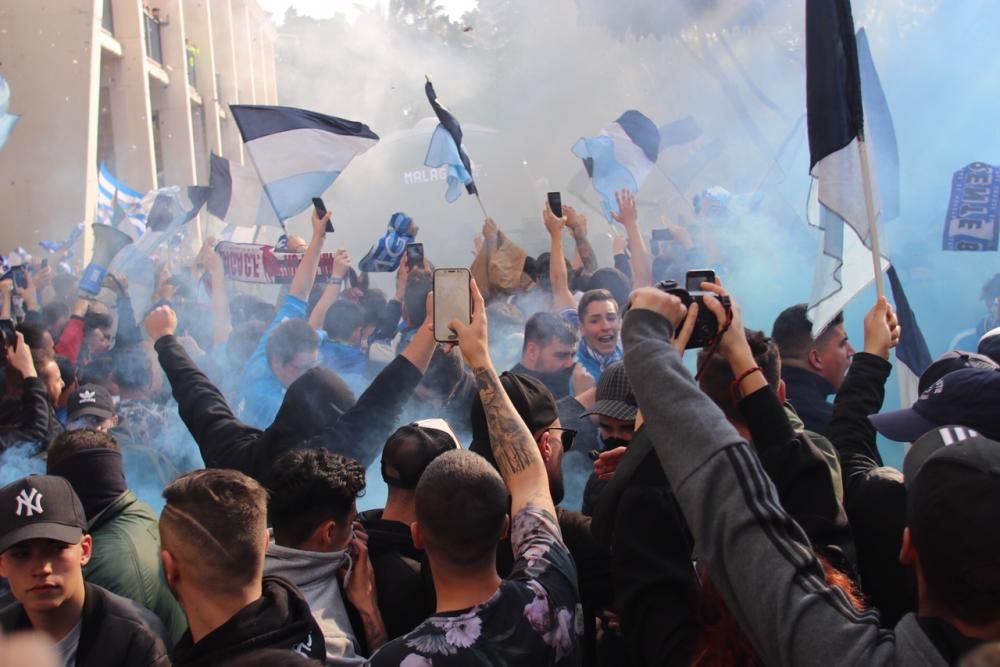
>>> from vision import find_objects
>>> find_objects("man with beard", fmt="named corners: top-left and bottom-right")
top-left (509, 312), bottom-right (579, 400)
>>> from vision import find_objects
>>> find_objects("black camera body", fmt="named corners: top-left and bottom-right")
top-left (655, 279), bottom-right (728, 349)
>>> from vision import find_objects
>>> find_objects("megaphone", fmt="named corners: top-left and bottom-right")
top-left (79, 224), bottom-right (133, 295)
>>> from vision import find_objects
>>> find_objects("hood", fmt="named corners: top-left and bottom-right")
top-left (173, 575), bottom-right (325, 666)
top-left (358, 510), bottom-right (423, 561)
top-left (264, 542), bottom-right (351, 591)
top-left (267, 367), bottom-right (357, 437)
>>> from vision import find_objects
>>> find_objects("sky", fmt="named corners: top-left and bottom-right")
top-left (257, 0), bottom-right (478, 23)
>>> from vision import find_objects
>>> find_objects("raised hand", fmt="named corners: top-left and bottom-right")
top-left (543, 200), bottom-right (566, 238)
top-left (144, 305), bottom-right (178, 341)
top-left (611, 189), bottom-right (638, 227)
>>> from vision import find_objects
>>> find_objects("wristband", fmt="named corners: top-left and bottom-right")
top-left (729, 366), bottom-right (763, 405)
top-left (329, 277), bottom-right (344, 285)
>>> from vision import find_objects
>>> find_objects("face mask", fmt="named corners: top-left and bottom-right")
top-left (601, 436), bottom-right (630, 451)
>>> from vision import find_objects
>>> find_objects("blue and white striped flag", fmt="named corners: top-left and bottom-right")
top-left (97, 162), bottom-right (147, 235)
top-left (206, 152), bottom-right (281, 228)
top-left (230, 105), bottom-right (379, 222)
top-left (572, 110), bottom-right (661, 222)
top-left (887, 266), bottom-right (933, 408)
top-left (0, 74), bottom-right (20, 151)
top-left (424, 80), bottom-right (478, 203)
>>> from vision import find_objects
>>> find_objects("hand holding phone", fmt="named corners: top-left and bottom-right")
top-left (405, 243), bottom-right (424, 270)
top-left (433, 268), bottom-right (472, 343)
top-left (312, 197), bottom-right (335, 234)
top-left (547, 192), bottom-right (563, 218)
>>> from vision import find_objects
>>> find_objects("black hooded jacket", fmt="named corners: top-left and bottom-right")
top-left (172, 576), bottom-right (325, 666)
top-left (781, 365), bottom-right (836, 436)
top-left (357, 508), bottom-right (436, 640)
top-left (154, 335), bottom-right (423, 487)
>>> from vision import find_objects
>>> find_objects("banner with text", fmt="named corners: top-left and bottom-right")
top-left (215, 241), bottom-right (344, 284)
top-left (943, 162), bottom-right (1000, 251)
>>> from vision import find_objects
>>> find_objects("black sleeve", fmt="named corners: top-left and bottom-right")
top-left (115, 295), bottom-right (143, 347)
top-left (370, 299), bottom-right (403, 343)
top-left (827, 353), bottom-right (892, 493)
top-left (0, 378), bottom-right (53, 453)
top-left (154, 335), bottom-right (264, 477)
top-left (327, 354), bottom-right (422, 468)
top-left (614, 253), bottom-right (633, 280)
top-left (739, 385), bottom-right (856, 572)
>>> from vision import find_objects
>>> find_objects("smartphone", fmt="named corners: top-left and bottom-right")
top-left (0, 319), bottom-right (17, 351)
top-left (405, 243), bottom-right (424, 269)
top-left (1, 266), bottom-right (28, 290)
top-left (312, 197), bottom-right (335, 234)
top-left (40, 258), bottom-right (49, 270)
top-left (547, 192), bottom-right (563, 218)
top-left (651, 229), bottom-right (674, 243)
top-left (433, 268), bottom-right (472, 343)
top-left (685, 269), bottom-right (716, 293)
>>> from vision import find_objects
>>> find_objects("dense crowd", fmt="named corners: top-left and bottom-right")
top-left (0, 192), bottom-right (998, 666)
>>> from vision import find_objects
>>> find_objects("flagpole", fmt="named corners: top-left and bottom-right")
top-left (238, 147), bottom-right (289, 237)
top-left (857, 136), bottom-right (885, 300)
top-left (474, 193), bottom-right (489, 220)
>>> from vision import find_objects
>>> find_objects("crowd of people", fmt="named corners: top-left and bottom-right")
top-left (0, 191), bottom-right (998, 666)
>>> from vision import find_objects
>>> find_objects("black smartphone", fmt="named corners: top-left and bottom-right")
top-left (433, 268), bottom-right (472, 343)
top-left (651, 229), bottom-right (674, 243)
top-left (405, 243), bottom-right (424, 269)
top-left (1, 266), bottom-right (28, 290)
top-left (685, 269), bottom-right (716, 293)
top-left (547, 192), bottom-right (563, 218)
top-left (0, 319), bottom-right (18, 351)
top-left (312, 197), bottom-right (335, 234)
top-left (40, 258), bottom-right (49, 270)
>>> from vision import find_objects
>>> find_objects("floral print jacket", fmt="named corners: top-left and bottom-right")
top-left (368, 506), bottom-right (583, 666)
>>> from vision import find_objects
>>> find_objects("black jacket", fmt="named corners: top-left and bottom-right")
top-left (172, 576), bottom-right (325, 666)
top-left (782, 365), bottom-right (836, 436)
top-left (828, 351), bottom-right (914, 627)
top-left (0, 377), bottom-right (58, 453)
top-left (154, 335), bottom-right (423, 487)
top-left (357, 509), bottom-right (436, 640)
top-left (0, 581), bottom-right (171, 667)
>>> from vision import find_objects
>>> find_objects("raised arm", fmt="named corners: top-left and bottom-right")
top-left (452, 279), bottom-right (555, 518)
top-left (543, 202), bottom-right (577, 311)
top-left (565, 206), bottom-right (598, 273)
top-left (194, 241), bottom-right (233, 347)
top-left (612, 190), bottom-right (652, 288)
top-left (288, 208), bottom-right (331, 301)
top-left (307, 250), bottom-right (351, 330)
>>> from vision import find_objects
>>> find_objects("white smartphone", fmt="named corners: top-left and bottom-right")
top-left (433, 268), bottom-right (472, 343)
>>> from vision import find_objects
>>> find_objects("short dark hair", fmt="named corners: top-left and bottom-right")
top-left (581, 268), bottom-right (632, 312)
top-left (230, 294), bottom-right (277, 326)
top-left (15, 321), bottom-right (49, 351)
top-left (323, 300), bottom-right (365, 342)
top-left (160, 469), bottom-right (268, 593)
top-left (47, 428), bottom-right (120, 468)
top-left (415, 449), bottom-right (508, 570)
top-left (83, 311), bottom-right (113, 334)
top-left (403, 270), bottom-right (433, 327)
top-left (269, 449), bottom-right (366, 548)
top-left (112, 344), bottom-right (154, 393)
top-left (359, 288), bottom-right (387, 328)
top-left (419, 346), bottom-right (465, 397)
top-left (79, 354), bottom-right (114, 388)
top-left (227, 320), bottom-right (268, 370)
top-left (907, 462), bottom-right (1000, 626)
top-left (56, 354), bottom-right (77, 387)
top-left (523, 312), bottom-right (578, 352)
top-left (265, 319), bottom-right (319, 366)
top-left (577, 289), bottom-right (617, 322)
top-left (697, 330), bottom-right (781, 421)
top-left (771, 304), bottom-right (844, 360)
top-left (42, 301), bottom-right (70, 331)
top-left (381, 424), bottom-right (456, 489)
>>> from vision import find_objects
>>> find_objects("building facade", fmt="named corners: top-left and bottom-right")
top-left (0, 0), bottom-right (278, 256)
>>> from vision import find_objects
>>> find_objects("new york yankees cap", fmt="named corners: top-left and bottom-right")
top-left (0, 475), bottom-right (87, 553)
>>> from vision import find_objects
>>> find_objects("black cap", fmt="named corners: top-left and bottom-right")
top-left (869, 368), bottom-right (1000, 442)
top-left (0, 476), bottom-right (87, 553)
top-left (979, 327), bottom-right (1000, 365)
top-left (581, 361), bottom-right (637, 422)
top-left (469, 372), bottom-right (560, 469)
top-left (918, 350), bottom-right (998, 395)
top-left (381, 422), bottom-right (459, 489)
top-left (67, 384), bottom-right (116, 422)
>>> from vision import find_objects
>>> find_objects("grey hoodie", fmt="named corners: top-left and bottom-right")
top-left (264, 541), bottom-right (366, 665)
top-left (622, 309), bottom-right (949, 667)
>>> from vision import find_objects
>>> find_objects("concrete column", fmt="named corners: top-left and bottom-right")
top-left (0, 0), bottom-right (103, 253)
top-left (232, 0), bottom-right (257, 104)
top-left (107, 0), bottom-right (157, 190)
top-left (264, 28), bottom-right (279, 104)
top-left (211, 0), bottom-right (243, 162)
top-left (182, 0), bottom-right (222, 157)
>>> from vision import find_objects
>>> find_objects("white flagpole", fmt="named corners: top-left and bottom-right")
top-left (857, 135), bottom-right (885, 300)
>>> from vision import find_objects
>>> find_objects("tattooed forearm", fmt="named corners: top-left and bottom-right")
top-left (359, 607), bottom-right (387, 651)
top-left (575, 237), bottom-right (598, 273)
top-left (474, 367), bottom-right (540, 477)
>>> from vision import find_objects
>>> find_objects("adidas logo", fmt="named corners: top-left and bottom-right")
top-left (78, 390), bottom-right (97, 404)
top-left (939, 426), bottom-right (978, 446)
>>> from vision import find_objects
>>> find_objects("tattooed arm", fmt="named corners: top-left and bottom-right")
top-left (452, 279), bottom-right (555, 518)
top-left (566, 205), bottom-right (599, 273)
top-left (342, 527), bottom-right (388, 653)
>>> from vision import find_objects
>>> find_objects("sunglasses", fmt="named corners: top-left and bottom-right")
top-left (546, 427), bottom-right (577, 450)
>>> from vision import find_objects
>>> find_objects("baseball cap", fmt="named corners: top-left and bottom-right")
top-left (868, 368), bottom-right (1000, 442)
top-left (979, 326), bottom-right (1000, 365)
top-left (469, 372), bottom-right (561, 469)
top-left (917, 350), bottom-right (998, 395)
top-left (66, 384), bottom-right (116, 423)
top-left (0, 475), bottom-right (87, 553)
top-left (382, 422), bottom-right (460, 489)
top-left (581, 361), bottom-right (637, 422)
top-left (903, 425), bottom-right (997, 486)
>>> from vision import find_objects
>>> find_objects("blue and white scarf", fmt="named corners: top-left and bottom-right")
top-left (358, 212), bottom-right (415, 273)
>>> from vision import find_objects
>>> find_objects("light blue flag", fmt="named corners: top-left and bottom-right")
top-left (0, 75), bottom-right (20, 151)
top-left (424, 126), bottom-right (474, 203)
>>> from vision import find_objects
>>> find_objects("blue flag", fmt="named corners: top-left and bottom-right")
top-left (424, 80), bottom-right (478, 202)
top-left (359, 213), bottom-right (415, 273)
top-left (98, 162), bottom-right (147, 235)
top-left (206, 153), bottom-right (281, 228)
top-left (887, 266), bottom-right (933, 407)
top-left (943, 162), bottom-right (1000, 251)
top-left (572, 110), bottom-right (660, 222)
top-left (230, 105), bottom-right (379, 221)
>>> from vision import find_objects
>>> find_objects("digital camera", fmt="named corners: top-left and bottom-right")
top-left (655, 279), bottom-right (729, 350)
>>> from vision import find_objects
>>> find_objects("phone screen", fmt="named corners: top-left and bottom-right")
top-left (406, 243), bottom-right (424, 269)
top-left (547, 192), bottom-right (563, 218)
top-left (433, 269), bottom-right (471, 343)
top-left (685, 269), bottom-right (716, 292)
